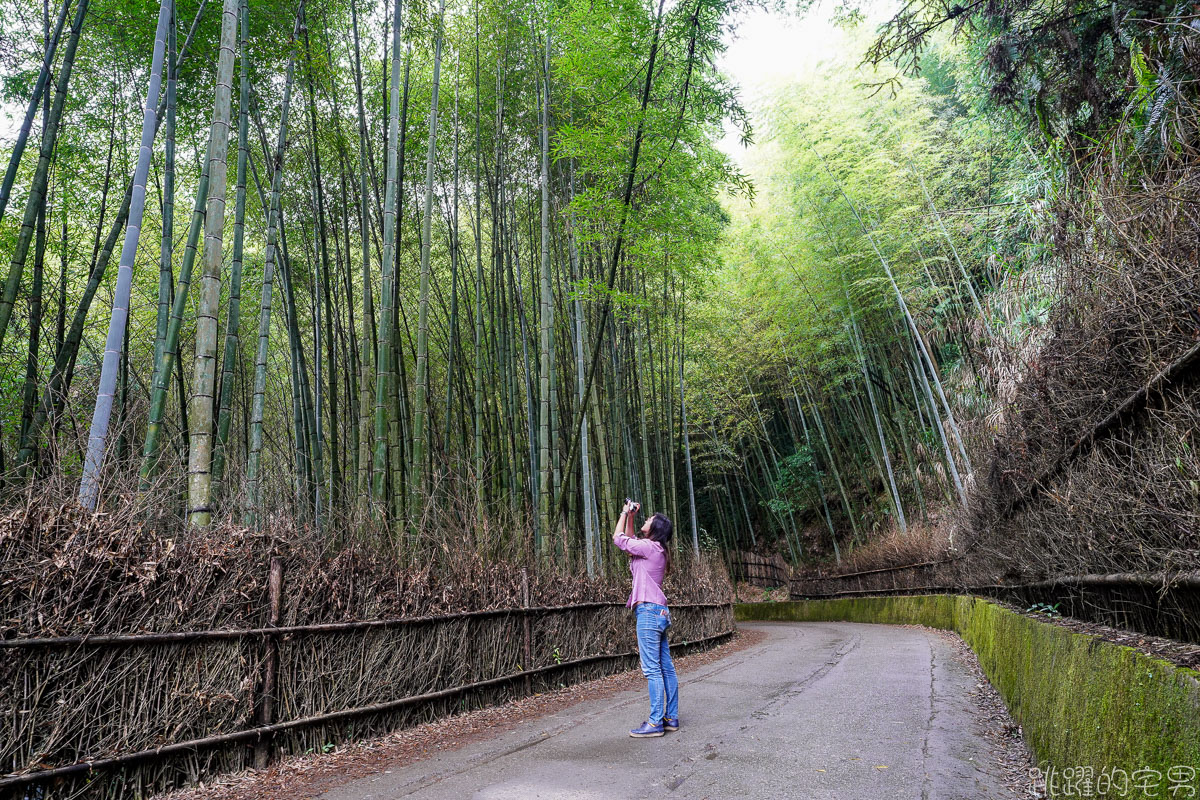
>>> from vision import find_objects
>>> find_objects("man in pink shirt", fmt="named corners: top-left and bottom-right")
top-left (612, 499), bottom-right (679, 738)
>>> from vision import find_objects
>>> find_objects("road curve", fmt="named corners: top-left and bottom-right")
top-left (318, 621), bottom-right (1016, 799)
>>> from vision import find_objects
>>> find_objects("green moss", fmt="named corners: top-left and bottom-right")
top-left (736, 597), bottom-right (1200, 799)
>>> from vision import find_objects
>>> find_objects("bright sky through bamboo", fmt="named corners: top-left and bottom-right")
top-left (716, 6), bottom-right (844, 163)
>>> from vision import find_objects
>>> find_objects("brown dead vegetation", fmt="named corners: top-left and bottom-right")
top-left (0, 488), bottom-right (732, 798)
top-left (794, 139), bottom-right (1200, 638)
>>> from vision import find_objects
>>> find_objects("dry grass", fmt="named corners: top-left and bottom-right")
top-left (732, 582), bottom-right (790, 602)
top-left (792, 128), bottom-right (1200, 627)
top-left (828, 520), bottom-right (954, 576)
top-left (1, 488), bottom-right (732, 799)
top-left (963, 143), bottom-right (1200, 584)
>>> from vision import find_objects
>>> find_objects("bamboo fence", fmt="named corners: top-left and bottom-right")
top-left (2, 555), bottom-right (733, 797)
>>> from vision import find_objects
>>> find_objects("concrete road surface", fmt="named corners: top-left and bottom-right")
top-left (319, 621), bottom-right (1014, 799)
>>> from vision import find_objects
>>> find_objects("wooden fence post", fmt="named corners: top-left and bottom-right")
top-left (254, 557), bottom-right (284, 769)
top-left (522, 569), bottom-right (531, 695)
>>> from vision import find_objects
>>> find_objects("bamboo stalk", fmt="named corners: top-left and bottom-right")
top-left (79, 0), bottom-right (166, 510)
top-left (244, 7), bottom-right (305, 525)
top-left (0, 0), bottom-right (68, 226)
top-left (0, 0), bottom-right (87, 353)
top-left (537, 30), bottom-right (553, 554)
top-left (185, 0), bottom-right (242, 526)
top-left (411, 0), bottom-right (448, 519)
top-left (372, 0), bottom-right (405, 513)
top-left (212, 0), bottom-right (252, 491)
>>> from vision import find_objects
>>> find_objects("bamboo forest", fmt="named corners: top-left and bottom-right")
top-left (1, 0), bottom-right (745, 555)
top-left (4, 0), bottom-right (1200, 792)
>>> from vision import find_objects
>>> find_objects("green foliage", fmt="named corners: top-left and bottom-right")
top-left (678, 14), bottom-right (1076, 564)
top-left (1026, 601), bottom-right (1061, 617)
top-left (2, 69), bottom-right (39, 104)
top-left (863, 0), bottom-right (1199, 161)
top-left (768, 444), bottom-right (821, 517)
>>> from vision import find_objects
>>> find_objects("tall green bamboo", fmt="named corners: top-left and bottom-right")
top-left (319, 25), bottom-right (357, 511)
top-left (537, 30), bottom-right (553, 551)
top-left (909, 322), bottom-right (967, 504)
top-left (350, 0), bottom-right (376, 502)
top-left (0, 0), bottom-right (68, 227)
top-left (411, 0), bottom-right (447, 518)
top-left (19, 199), bottom-right (47, 452)
top-left (279, 209), bottom-right (320, 519)
top-left (79, 0), bottom-right (169, 510)
top-left (444, 59), bottom-right (462, 457)
top-left (303, 12), bottom-right (338, 515)
top-left (244, 7), bottom-right (304, 526)
top-left (567, 166), bottom-right (595, 575)
top-left (472, 0), bottom-right (485, 497)
top-left (18, 49), bottom-right (53, 454)
top-left (388, 50), bottom-right (413, 520)
top-left (679, 295), bottom-right (700, 558)
top-left (846, 286), bottom-right (907, 533)
top-left (185, 0), bottom-right (241, 526)
top-left (140, 142), bottom-right (211, 485)
top-left (20, 0), bottom-right (208, 476)
top-left (212, 0), bottom-right (251, 490)
top-left (635, 327), bottom-right (653, 510)
top-left (0, 0), bottom-right (88, 356)
top-left (801, 382), bottom-right (859, 541)
top-left (154, 0), bottom-right (177, 388)
top-left (817, 150), bottom-right (972, 477)
top-left (909, 159), bottom-right (992, 338)
top-left (556, 0), bottom-right (667, 516)
top-left (372, 0), bottom-right (404, 511)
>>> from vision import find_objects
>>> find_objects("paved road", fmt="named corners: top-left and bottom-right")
top-left (319, 622), bottom-right (1013, 799)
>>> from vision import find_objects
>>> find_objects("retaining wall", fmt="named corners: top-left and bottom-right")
top-left (736, 596), bottom-right (1200, 798)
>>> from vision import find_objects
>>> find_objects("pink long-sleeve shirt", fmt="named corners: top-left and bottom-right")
top-left (614, 531), bottom-right (669, 608)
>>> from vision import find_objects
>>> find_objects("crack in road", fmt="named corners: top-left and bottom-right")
top-left (923, 637), bottom-right (936, 800)
top-left (655, 628), bottom-right (862, 794)
top-left (742, 632), bottom-right (861, 724)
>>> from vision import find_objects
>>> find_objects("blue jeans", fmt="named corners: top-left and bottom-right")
top-left (635, 602), bottom-right (678, 725)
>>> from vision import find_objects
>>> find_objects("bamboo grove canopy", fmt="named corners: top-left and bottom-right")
top-left (0, 0), bottom-right (748, 568)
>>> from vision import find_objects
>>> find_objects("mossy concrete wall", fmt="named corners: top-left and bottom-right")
top-left (737, 597), bottom-right (1200, 797)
